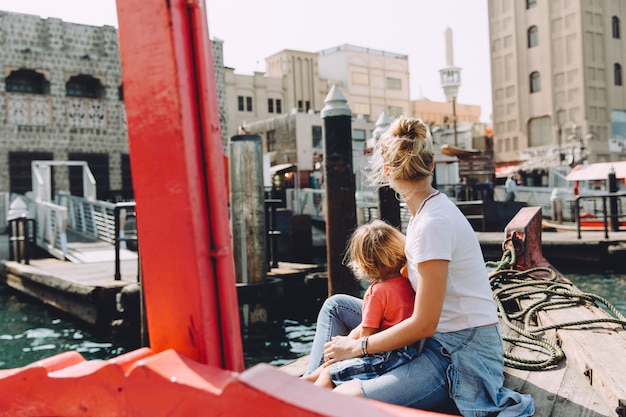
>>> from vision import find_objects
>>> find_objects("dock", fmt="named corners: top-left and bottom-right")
top-left (477, 228), bottom-right (626, 268)
top-left (0, 232), bottom-right (139, 328)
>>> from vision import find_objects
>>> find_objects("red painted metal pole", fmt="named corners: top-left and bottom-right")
top-left (116, 0), bottom-right (243, 371)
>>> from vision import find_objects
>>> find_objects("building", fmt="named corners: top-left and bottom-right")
top-left (412, 97), bottom-right (481, 128)
top-left (488, 0), bottom-right (626, 177)
top-left (0, 11), bottom-right (129, 200)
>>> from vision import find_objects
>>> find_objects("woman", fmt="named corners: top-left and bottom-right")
top-left (305, 116), bottom-right (534, 416)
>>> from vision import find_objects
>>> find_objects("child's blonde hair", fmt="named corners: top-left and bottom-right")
top-left (344, 219), bottom-right (406, 282)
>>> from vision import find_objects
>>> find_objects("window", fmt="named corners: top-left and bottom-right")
top-left (298, 100), bottom-right (303, 112)
top-left (268, 98), bottom-right (274, 113)
top-left (276, 99), bottom-right (282, 114)
top-left (237, 95), bottom-right (253, 112)
top-left (305, 101), bottom-right (311, 113)
top-left (352, 129), bottom-right (366, 142)
top-left (353, 103), bottom-right (370, 116)
top-left (387, 77), bottom-right (401, 90)
top-left (611, 109), bottom-right (626, 138)
top-left (613, 16), bottom-right (620, 39)
top-left (352, 72), bottom-right (369, 85)
top-left (6, 69), bottom-right (49, 94)
top-left (267, 130), bottom-right (276, 152)
top-left (530, 71), bottom-right (541, 93)
top-left (526, 0), bottom-right (536, 9)
top-left (615, 63), bottom-right (623, 86)
top-left (387, 106), bottom-right (403, 117)
top-left (528, 26), bottom-right (538, 48)
top-left (66, 75), bottom-right (103, 98)
top-left (312, 125), bottom-right (322, 148)
top-left (528, 116), bottom-right (551, 147)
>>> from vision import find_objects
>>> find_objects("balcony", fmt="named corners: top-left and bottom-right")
top-left (66, 97), bottom-right (107, 129)
top-left (6, 93), bottom-right (52, 126)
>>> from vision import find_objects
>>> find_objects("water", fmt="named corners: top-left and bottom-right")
top-left (0, 267), bottom-right (623, 370)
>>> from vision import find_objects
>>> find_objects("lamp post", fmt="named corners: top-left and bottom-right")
top-left (439, 28), bottom-right (461, 147)
top-left (556, 107), bottom-right (565, 164)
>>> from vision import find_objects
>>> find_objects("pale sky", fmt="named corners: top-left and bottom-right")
top-left (0, 0), bottom-right (493, 123)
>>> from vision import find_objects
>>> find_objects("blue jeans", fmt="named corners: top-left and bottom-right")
top-left (305, 294), bottom-right (363, 375)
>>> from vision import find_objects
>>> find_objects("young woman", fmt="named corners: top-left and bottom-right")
top-left (305, 116), bottom-right (534, 416)
top-left (302, 220), bottom-right (418, 389)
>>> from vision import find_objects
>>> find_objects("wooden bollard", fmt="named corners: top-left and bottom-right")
top-left (321, 85), bottom-right (358, 297)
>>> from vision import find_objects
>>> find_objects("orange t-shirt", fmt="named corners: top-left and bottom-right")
top-left (361, 277), bottom-right (416, 330)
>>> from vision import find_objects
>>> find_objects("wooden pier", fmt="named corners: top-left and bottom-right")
top-left (0, 232), bottom-right (139, 328)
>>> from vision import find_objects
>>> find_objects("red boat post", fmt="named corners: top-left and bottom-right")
top-left (116, 0), bottom-right (243, 371)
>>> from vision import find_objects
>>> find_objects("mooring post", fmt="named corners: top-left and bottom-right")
top-left (321, 85), bottom-right (358, 297)
top-left (230, 135), bottom-right (267, 284)
top-left (372, 111), bottom-right (401, 229)
top-left (504, 206), bottom-right (546, 270)
top-left (229, 134), bottom-right (283, 339)
top-left (608, 166), bottom-right (619, 232)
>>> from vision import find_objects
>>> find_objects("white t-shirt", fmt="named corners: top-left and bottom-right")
top-left (405, 191), bottom-right (498, 333)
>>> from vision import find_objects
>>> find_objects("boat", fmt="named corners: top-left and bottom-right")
top-left (1, 1), bottom-right (626, 416)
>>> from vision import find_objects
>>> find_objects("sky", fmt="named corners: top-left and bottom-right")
top-left (0, 0), bottom-right (493, 123)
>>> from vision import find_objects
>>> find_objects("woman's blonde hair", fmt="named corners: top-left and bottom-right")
top-left (367, 116), bottom-right (435, 187)
top-left (344, 219), bottom-right (407, 282)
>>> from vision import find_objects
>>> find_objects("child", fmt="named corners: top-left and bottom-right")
top-left (302, 219), bottom-right (420, 390)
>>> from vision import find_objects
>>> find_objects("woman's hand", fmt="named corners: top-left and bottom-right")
top-left (322, 335), bottom-right (361, 365)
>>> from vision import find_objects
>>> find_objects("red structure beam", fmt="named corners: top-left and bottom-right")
top-left (116, 0), bottom-right (243, 371)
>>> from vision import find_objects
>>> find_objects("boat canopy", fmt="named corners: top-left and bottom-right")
top-left (565, 161), bottom-right (626, 181)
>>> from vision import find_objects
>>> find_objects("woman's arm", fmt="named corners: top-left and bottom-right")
top-left (323, 259), bottom-right (448, 363)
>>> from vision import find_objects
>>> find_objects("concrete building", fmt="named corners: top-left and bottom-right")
top-left (0, 11), bottom-right (128, 199)
top-left (317, 44), bottom-right (411, 120)
top-left (412, 98), bottom-right (481, 128)
top-left (224, 44), bottom-right (412, 144)
top-left (488, 0), bottom-right (626, 173)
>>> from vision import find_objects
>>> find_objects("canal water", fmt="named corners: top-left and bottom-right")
top-left (0, 264), bottom-right (624, 370)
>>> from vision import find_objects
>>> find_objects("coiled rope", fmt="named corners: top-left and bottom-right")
top-left (486, 241), bottom-right (626, 371)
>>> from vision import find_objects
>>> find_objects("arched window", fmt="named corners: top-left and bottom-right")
top-left (615, 63), bottom-right (623, 86)
top-left (613, 16), bottom-right (621, 39)
top-left (66, 75), bottom-right (104, 98)
top-left (528, 26), bottom-right (539, 48)
top-left (5, 69), bottom-right (49, 94)
top-left (530, 71), bottom-right (541, 93)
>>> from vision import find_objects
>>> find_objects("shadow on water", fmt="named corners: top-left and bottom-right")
top-left (0, 282), bottom-right (128, 369)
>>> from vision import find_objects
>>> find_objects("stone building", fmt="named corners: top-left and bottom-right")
top-left (0, 11), bottom-right (129, 200)
top-left (488, 0), bottom-right (626, 170)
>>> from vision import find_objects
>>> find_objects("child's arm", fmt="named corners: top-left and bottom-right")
top-left (358, 326), bottom-right (378, 337)
top-left (347, 325), bottom-right (378, 339)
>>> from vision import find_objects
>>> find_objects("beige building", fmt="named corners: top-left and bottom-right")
top-left (317, 44), bottom-right (411, 120)
top-left (488, 0), bottom-right (626, 171)
top-left (224, 44), bottom-right (413, 146)
top-left (412, 98), bottom-right (482, 127)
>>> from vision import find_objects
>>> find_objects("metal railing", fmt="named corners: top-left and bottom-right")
top-left (573, 192), bottom-right (626, 239)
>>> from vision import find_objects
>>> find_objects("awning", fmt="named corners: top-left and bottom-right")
top-left (269, 163), bottom-right (296, 175)
top-left (565, 161), bottom-right (626, 181)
